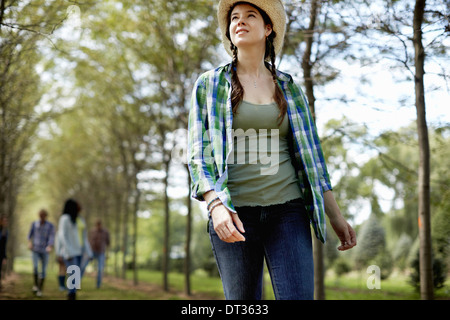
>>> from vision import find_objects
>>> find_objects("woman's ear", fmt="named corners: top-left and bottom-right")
top-left (265, 24), bottom-right (273, 37)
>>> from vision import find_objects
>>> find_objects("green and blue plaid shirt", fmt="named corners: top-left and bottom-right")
top-left (187, 63), bottom-right (332, 243)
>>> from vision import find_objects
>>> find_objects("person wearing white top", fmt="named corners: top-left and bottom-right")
top-left (56, 198), bottom-right (92, 300)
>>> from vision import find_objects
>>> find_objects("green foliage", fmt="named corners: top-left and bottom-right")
top-left (375, 250), bottom-right (393, 280)
top-left (354, 214), bottom-right (386, 269)
top-left (409, 250), bottom-right (447, 292)
top-left (430, 126), bottom-right (450, 268)
top-left (392, 233), bottom-right (413, 270)
top-left (333, 257), bottom-right (352, 277)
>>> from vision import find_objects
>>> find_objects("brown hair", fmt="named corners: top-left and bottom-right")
top-left (226, 2), bottom-right (287, 125)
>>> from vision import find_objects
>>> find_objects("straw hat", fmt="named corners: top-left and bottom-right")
top-left (217, 0), bottom-right (287, 57)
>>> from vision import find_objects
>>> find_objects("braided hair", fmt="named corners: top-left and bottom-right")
top-left (227, 2), bottom-right (287, 126)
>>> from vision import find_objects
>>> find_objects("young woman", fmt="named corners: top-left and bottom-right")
top-left (56, 198), bottom-right (92, 300)
top-left (188, 0), bottom-right (356, 300)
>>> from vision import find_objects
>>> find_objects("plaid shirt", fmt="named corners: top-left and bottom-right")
top-left (28, 220), bottom-right (55, 254)
top-left (187, 63), bottom-right (332, 243)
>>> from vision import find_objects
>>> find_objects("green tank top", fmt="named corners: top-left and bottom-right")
top-left (227, 100), bottom-right (302, 207)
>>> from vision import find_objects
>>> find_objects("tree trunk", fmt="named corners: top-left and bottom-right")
top-left (162, 157), bottom-right (171, 292)
top-left (132, 181), bottom-right (141, 286)
top-left (113, 185), bottom-right (122, 277)
top-left (121, 185), bottom-right (130, 279)
top-left (184, 165), bottom-right (192, 296)
top-left (0, 0), bottom-right (6, 30)
top-left (313, 238), bottom-right (325, 300)
top-left (301, 0), bottom-right (319, 121)
top-left (301, 0), bottom-right (325, 300)
top-left (413, 0), bottom-right (434, 300)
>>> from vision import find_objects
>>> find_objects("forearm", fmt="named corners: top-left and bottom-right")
top-left (323, 190), bottom-right (344, 221)
top-left (203, 190), bottom-right (219, 205)
top-left (203, 190), bottom-right (225, 214)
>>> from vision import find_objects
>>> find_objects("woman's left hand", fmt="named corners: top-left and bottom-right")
top-left (323, 191), bottom-right (357, 251)
top-left (329, 215), bottom-right (357, 251)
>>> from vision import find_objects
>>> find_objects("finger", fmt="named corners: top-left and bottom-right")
top-left (349, 227), bottom-right (357, 246)
top-left (220, 230), bottom-right (242, 243)
top-left (337, 232), bottom-right (349, 248)
top-left (338, 242), bottom-right (351, 251)
top-left (338, 234), bottom-right (351, 251)
top-left (217, 226), bottom-right (243, 243)
top-left (217, 223), bottom-right (245, 243)
top-left (226, 221), bottom-right (245, 242)
top-left (341, 225), bottom-right (356, 249)
top-left (216, 226), bottom-right (231, 241)
top-left (338, 237), bottom-right (356, 251)
top-left (231, 213), bottom-right (245, 234)
top-left (222, 235), bottom-right (241, 243)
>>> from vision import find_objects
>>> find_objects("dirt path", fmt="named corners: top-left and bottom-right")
top-left (0, 271), bottom-right (221, 300)
top-left (0, 272), bottom-right (26, 300)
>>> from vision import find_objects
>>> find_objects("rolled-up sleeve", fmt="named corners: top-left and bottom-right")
top-left (295, 82), bottom-right (333, 192)
top-left (187, 75), bottom-right (217, 202)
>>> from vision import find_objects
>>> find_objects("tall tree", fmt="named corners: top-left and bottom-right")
top-left (0, 0), bottom-right (82, 271)
top-left (283, 0), bottom-right (355, 300)
top-left (320, 0), bottom-right (448, 299)
top-left (367, 0), bottom-right (448, 300)
top-left (412, 0), bottom-right (433, 300)
top-left (121, 0), bottom-right (219, 292)
top-left (300, 0), bottom-right (326, 300)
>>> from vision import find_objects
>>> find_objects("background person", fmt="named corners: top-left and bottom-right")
top-left (57, 198), bottom-right (92, 300)
top-left (88, 218), bottom-right (110, 288)
top-left (0, 216), bottom-right (8, 290)
top-left (27, 209), bottom-right (55, 297)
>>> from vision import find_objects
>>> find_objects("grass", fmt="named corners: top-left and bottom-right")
top-left (324, 270), bottom-right (450, 300)
top-left (122, 268), bottom-right (225, 299)
top-left (2, 256), bottom-right (449, 300)
top-left (1, 256), bottom-right (224, 300)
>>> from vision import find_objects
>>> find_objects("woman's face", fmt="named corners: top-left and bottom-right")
top-left (229, 3), bottom-right (272, 52)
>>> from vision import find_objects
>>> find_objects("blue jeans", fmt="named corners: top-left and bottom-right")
top-left (92, 252), bottom-right (106, 288)
top-left (209, 198), bottom-right (314, 300)
top-left (64, 255), bottom-right (82, 295)
top-left (32, 251), bottom-right (49, 279)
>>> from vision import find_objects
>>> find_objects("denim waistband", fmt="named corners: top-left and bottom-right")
top-left (235, 197), bottom-right (304, 211)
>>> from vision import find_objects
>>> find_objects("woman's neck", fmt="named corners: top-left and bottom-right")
top-left (236, 47), bottom-right (268, 78)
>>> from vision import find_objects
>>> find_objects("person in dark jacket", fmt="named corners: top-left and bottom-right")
top-left (0, 215), bottom-right (8, 290)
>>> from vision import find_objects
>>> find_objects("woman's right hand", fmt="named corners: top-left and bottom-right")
top-left (211, 204), bottom-right (245, 243)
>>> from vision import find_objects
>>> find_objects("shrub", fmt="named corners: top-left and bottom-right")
top-left (354, 214), bottom-right (386, 268)
top-left (334, 257), bottom-right (352, 277)
top-left (392, 233), bottom-right (413, 270)
top-left (409, 250), bottom-right (447, 292)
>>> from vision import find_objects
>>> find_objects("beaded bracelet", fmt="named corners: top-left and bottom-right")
top-left (208, 201), bottom-right (222, 216)
top-left (206, 196), bottom-right (220, 211)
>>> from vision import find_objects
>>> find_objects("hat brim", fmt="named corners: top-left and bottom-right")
top-left (217, 0), bottom-right (286, 57)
